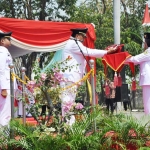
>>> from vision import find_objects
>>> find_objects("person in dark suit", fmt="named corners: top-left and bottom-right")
top-left (123, 89), bottom-right (132, 111)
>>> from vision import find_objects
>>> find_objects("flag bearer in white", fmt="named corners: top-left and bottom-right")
top-left (0, 32), bottom-right (13, 126)
top-left (60, 28), bottom-right (117, 125)
top-left (125, 32), bottom-right (150, 114)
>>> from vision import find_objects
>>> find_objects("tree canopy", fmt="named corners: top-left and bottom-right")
top-left (69, 0), bottom-right (147, 80)
top-left (0, 0), bottom-right (148, 80)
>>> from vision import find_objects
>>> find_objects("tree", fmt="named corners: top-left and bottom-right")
top-left (70, 0), bottom-right (148, 79)
top-left (0, 0), bottom-right (148, 79)
top-left (70, 0), bottom-right (114, 77)
top-left (120, 0), bottom-right (147, 78)
top-left (0, 0), bottom-right (77, 20)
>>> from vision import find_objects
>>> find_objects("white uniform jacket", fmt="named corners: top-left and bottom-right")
top-left (125, 47), bottom-right (150, 86)
top-left (0, 46), bottom-right (12, 90)
top-left (61, 37), bottom-right (107, 83)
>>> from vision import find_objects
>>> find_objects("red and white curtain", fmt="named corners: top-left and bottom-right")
top-left (0, 17), bottom-right (96, 57)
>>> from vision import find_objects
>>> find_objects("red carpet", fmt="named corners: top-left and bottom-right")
top-left (16, 117), bottom-right (38, 126)
top-left (16, 117), bottom-right (51, 126)
top-left (26, 117), bottom-right (38, 126)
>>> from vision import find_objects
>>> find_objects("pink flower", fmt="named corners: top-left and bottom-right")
top-left (63, 101), bottom-right (74, 113)
top-left (35, 81), bottom-right (42, 87)
top-left (66, 55), bottom-right (72, 60)
top-left (54, 72), bottom-right (64, 82)
top-left (27, 86), bottom-right (34, 93)
top-left (63, 105), bottom-right (71, 113)
top-left (75, 103), bottom-right (84, 110)
top-left (40, 73), bottom-right (47, 81)
top-left (27, 80), bottom-right (36, 86)
top-left (26, 80), bottom-right (36, 93)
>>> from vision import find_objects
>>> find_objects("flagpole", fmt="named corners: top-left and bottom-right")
top-left (113, 0), bottom-right (123, 112)
top-left (113, 0), bottom-right (120, 44)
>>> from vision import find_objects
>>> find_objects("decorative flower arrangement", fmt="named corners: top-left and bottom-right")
top-left (26, 56), bottom-right (76, 106)
top-left (22, 56), bottom-right (82, 128)
top-left (63, 100), bottom-right (84, 115)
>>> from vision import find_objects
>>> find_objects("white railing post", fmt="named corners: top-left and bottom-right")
top-left (21, 67), bottom-right (26, 125)
top-left (89, 59), bottom-right (96, 132)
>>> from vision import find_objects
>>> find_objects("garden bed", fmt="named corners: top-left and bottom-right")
top-left (1, 107), bottom-right (150, 150)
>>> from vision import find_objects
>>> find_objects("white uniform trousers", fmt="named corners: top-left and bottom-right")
top-left (142, 85), bottom-right (150, 114)
top-left (60, 81), bottom-right (77, 126)
top-left (0, 89), bottom-right (11, 126)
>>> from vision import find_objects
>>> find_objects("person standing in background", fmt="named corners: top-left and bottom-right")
top-left (0, 32), bottom-right (13, 126)
top-left (105, 79), bottom-right (116, 114)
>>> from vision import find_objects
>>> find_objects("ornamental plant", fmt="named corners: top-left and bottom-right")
top-left (2, 106), bottom-right (150, 150)
top-left (25, 56), bottom-right (80, 125)
top-left (27, 56), bottom-right (77, 107)
top-left (62, 100), bottom-right (84, 115)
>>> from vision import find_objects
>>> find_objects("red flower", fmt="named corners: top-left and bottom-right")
top-left (67, 55), bottom-right (72, 60)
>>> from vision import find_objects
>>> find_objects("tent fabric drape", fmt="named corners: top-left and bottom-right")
top-left (11, 37), bottom-right (68, 52)
top-left (142, 4), bottom-right (150, 26)
top-left (0, 17), bottom-right (97, 73)
top-left (0, 18), bottom-right (96, 46)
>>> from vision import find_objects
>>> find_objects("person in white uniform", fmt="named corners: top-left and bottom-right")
top-left (60, 28), bottom-right (117, 125)
top-left (0, 32), bottom-right (14, 126)
top-left (125, 32), bottom-right (150, 114)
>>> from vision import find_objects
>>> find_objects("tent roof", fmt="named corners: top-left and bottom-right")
top-left (142, 4), bottom-right (150, 26)
top-left (0, 18), bottom-right (96, 58)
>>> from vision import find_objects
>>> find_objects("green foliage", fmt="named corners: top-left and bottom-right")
top-left (25, 57), bottom-right (81, 129)
top-left (69, 5), bottom-right (98, 23)
top-left (0, 0), bottom-right (148, 83)
top-left (32, 57), bottom-right (77, 105)
top-left (0, 0), bottom-right (78, 78)
top-left (6, 120), bottom-right (68, 150)
top-left (140, 147), bottom-right (150, 150)
top-left (1, 107), bottom-right (150, 149)
top-left (69, 0), bottom-right (149, 83)
top-left (0, 0), bottom-right (77, 21)
top-left (0, 126), bottom-right (11, 150)
top-left (75, 82), bottom-right (86, 102)
top-left (96, 70), bottom-right (105, 93)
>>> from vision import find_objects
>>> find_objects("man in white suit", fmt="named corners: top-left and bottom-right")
top-left (0, 32), bottom-right (13, 126)
top-left (60, 28), bottom-right (116, 125)
top-left (125, 32), bottom-right (150, 114)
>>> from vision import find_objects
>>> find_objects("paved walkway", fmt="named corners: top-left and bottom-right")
top-left (115, 108), bottom-right (150, 125)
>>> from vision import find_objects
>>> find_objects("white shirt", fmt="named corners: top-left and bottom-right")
top-left (0, 46), bottom-right (12, 89)
top-left (125, 47), bottom-right (150, 86)
top-left (61, 37), bottom-right (107, 83)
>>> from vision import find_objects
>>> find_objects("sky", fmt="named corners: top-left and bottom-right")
top-left (77, 0), bottom-right (150, 7)
top-left (147, 0), bottom-right (150, 6)
top-left (76, 0), bottom-right (84, 6)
